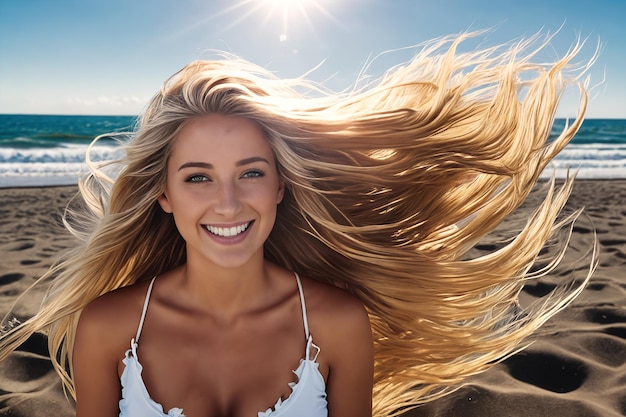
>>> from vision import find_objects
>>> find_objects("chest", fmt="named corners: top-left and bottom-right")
top-left (118, 302), bottom-right (325, 416)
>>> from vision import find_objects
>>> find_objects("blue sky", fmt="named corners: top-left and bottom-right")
top-left (1, 0), bottom-right (624, 118)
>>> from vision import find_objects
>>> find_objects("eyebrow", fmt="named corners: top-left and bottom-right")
top-left (177, 156), bottom-right (271, 171)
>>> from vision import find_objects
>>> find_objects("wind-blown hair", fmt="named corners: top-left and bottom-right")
top-left (0, 32), bottom-right (596, 415)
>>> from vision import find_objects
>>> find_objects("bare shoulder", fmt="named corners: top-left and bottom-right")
top-left (299, 275), bottom-right (374, 412)
top-left (300, 277), bottom-right (368, 320)
top-left (75, 280), bottom-right (153, 357)
top-left (299, 276), bottom-right (373, 352)
top-left (73, 280), bottom-right (155, 415)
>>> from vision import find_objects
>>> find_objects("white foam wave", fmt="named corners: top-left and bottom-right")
top-left (1, 143), bottom-right (626, 188)
top-left (539, 144), bottom-right (626, 179)
top-left (0, 144), bottom-right (124, 164)
top-left (0, 145), bottom-right (125, 187)
top-left (555, 144), bottom-right (626, 161)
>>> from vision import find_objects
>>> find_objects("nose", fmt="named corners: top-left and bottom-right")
top-left (213, 181), bottom-right (242, 217)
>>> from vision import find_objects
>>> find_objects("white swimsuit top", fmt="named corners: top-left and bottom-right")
top-left (118, 273), bottom-right (328, 417)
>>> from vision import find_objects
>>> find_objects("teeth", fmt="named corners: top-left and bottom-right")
top-left (206, 222), bottom-right (250, 237)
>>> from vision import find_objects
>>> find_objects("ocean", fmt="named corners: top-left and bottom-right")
top-left (1, 114), bottom-right (626, 188)
top-left (0, 114), bottom-right (133, 187)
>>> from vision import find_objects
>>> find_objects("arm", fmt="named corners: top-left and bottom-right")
top-left (73, 299), bottom-right (126, 417)
top-left (324, 296), bottom-right (374, 417)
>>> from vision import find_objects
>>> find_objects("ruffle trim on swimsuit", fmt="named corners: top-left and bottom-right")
top-left (258, 359), bottom-right (313, 417)
top-left (119, 339), bottom-right (186, 417)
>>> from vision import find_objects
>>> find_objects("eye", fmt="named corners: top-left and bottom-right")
top-left (241, 169), bottom-right (265, 179)
top-left (185, 174), bottom-right (210, 183)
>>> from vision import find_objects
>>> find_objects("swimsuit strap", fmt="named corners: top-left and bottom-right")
top-left (294, 272), bottom-right (309, 340)
top-left (294, 273), bottom-right (321, 361)
top-left (135, 277), bottom-right (157, 343)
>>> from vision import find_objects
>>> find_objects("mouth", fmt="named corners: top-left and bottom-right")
top-left (204, 221), bottom-right (252, 238)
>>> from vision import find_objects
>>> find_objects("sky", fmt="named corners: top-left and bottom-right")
top-left (0, 0), bottom-right (624, 118)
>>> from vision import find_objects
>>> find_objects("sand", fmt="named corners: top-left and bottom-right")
top-left (0, 181), bottom-right (624, 416)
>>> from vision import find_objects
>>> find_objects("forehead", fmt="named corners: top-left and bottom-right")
top-left (170, 114), bottom-right (273, 161)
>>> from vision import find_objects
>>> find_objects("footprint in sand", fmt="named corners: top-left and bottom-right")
top-left (606, 327), bottom-right (626, 340)
top-left (600, 239), bottom-right (626, 247)
top-left (522, 282), bottom-right (557, 297)
top-left (504, 351), bottom-right (588, 393)
top-left (0, 273), bottom-right (25, 296)
top-left (584, 307), bottom-right (626, 340)
top-left (573, 225), bottom-right (595, 234)
top-left (585, 307), bottom-right (626, 325)
top-left (0, 273), bottom-right (25, 286)
top-left (586, 283), bottom-right (606, 291)
top-left (5, 241), bottom-right (35, 251)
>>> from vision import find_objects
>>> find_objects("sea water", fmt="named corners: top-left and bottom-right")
top-left (547, 118), bottom-right (626, 179)
top-left (1, 114), bottom-right (625, 188)
top-left (0, 115), bottom-right (133, 187)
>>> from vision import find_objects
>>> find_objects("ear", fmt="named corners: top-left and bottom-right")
top-left (158, 192), bottom-right (173, 213)
top-left (276, 179), bottom-right (285, 204)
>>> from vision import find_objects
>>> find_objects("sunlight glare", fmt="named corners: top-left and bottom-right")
top-left (265, 0), bottom-right (311, 5)
top-left (256, 0), bottom-right (326, 42)
top-left (211, 0), bottom-right (335, 43)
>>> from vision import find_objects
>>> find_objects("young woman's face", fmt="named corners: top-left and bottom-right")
top-left (158, 113), bottom-right (284, 269)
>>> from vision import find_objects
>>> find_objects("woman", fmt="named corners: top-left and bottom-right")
top-left (0, 32), bottom-right (595, 416)
top-left (74, 112), bottom-right (374, 417)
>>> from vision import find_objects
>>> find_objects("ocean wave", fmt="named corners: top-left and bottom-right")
top-left (1, 135), bottom-right (626, 187)
top-left (0, 144), bottom-right (125, 164)
top-left (540, 144), bottom-right (626, 178)
top-left (0, 135), bottom-right (124, 149)
top-left (555, 144), bottom-right (626, 161)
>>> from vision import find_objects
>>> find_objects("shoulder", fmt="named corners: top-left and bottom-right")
top-left (300, 276), bottom-right (374, 411)
top-left (75, 279), bottom-right (153, 357)
top-left (299, 276), bottom-right (373, 355)
top-left (301, 277), bottom-right (369, 320)
top-left (73, 280), bottom-right (155, 414)
top-left (78, 279), bottom-right (152, 329)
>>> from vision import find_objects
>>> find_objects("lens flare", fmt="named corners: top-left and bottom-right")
top-left (210, 0), bottom-right (336, 42)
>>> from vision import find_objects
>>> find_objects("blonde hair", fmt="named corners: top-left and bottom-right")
top-left (1, 31), bottom-right (596, 415)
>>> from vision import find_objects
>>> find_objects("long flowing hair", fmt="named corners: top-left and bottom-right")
top-left (0, 31), bottom-right (597, 415)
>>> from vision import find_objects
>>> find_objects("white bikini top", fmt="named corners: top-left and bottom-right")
top-left (118, 273), bottom-right (328, 417)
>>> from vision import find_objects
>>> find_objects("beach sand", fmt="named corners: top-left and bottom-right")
top-left (0, 181), bottom-right (624, 416)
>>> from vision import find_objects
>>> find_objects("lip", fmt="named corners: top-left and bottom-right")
top-left (202, 220), bottom-right (253, 244)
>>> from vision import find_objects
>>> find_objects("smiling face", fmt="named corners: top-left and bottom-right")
top-left (158, 113), bottom-right (284, 270)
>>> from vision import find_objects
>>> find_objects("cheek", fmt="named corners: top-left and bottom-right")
top-left (160, 185), bottom-right (205, 218)
top-left (250, 182), bottom-right (283, 207)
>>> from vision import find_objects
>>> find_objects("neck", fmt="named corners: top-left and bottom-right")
top-left (178, 252), bottom-right (273, 320)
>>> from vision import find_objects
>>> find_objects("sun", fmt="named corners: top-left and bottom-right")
top-left (263, 0), bottom-right (312, 6)
top-left (257, 0), bottom-right (330, 42)
top-left (215, 0), bottom-right (334, 42)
